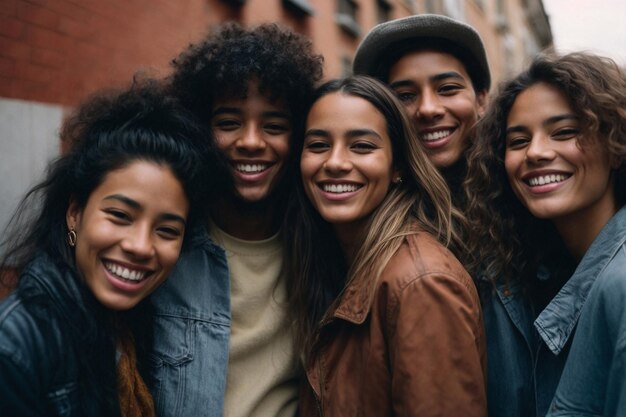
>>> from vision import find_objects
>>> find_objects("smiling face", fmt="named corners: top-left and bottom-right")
top-left (66, 160), bottom-right (189, 311)
top-left (301, 92), bottom-right (397, 237)
top-left (211, 81), bottom-right (292, 204)
top-left (504, 82), bottom-right (616, 226)
top-left (388, 49), bottom-right (486, 168)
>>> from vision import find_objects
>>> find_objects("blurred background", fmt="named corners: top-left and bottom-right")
top-left (0, 0), bottom-right (624, 237)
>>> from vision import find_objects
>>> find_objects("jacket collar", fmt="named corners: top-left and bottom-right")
top-left (534, 205), bottom-right (626, 355)
top-left (332, 270), bottom-right (377, 325)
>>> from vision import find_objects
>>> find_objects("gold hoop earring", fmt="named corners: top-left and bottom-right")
top-left (67, 228), bottom-right (77, 247)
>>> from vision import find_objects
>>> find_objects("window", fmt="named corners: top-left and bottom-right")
top-left (377, 0), bottom-right (392, 23)
top-left (336, 0), bottom-right (360, 37)
top-left (283, 0), bottom-right (315, 16)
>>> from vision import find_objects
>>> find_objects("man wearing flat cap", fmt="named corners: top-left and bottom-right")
top-left (355, 14), bottom-right (541, 417)
top-left (354, 14), bottom-right (489, 204)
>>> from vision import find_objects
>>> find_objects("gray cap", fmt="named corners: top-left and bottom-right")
top-left (353, 14), bottom-right (491, 91)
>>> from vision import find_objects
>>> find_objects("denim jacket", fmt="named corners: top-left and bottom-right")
top-left (481, 240), bottom-right (588, 417)
top-left (547, 206), bottom-right (626, 417)
top-left (148, 228), bottom-right (231, 417)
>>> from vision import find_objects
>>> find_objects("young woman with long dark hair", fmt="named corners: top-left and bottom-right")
top-left (0, 81), bottom-right (221, 417)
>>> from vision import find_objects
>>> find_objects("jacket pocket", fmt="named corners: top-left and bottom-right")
top-left (148, 314), bottom-right (195, 417)
top-left (46, 382), bottom-right (79, 417)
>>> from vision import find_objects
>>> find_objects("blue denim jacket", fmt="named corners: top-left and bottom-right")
top-left (148, 228), bottom-right (231, 417)
top-left (482, 237), bottom-right (592, 417)
top-left (547, 206), bottom-right (626, 417)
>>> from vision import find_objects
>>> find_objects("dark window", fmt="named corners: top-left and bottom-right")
top-left (283, 0), bottom-right (315, 16)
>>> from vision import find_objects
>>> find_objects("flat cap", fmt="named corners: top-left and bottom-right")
top-left (353, 14), bottom-right (491, 91)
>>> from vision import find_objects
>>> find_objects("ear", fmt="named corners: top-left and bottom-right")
top-left (66, 196), bottom-right (81, 231)
top-left (392, 167), bottom-right (403, 184)
top-left (475, 90), bottom-right (489, 119)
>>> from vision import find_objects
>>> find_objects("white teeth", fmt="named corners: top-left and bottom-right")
top-left (322, 183), bottom-right (359, 193)
top-left (104, 262), bottom-right (146, 282)
top-left (421, 130), bottom-right (452, 141)
top-left (236, 164), bottom-right (268, 173)
top-left (528, 174), bottom-right (569, 186)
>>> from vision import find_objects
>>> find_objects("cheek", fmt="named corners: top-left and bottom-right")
top-left (158, 242), bottom-right (184, 275)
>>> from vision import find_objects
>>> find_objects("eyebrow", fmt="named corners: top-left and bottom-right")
top-left (389, 71), bottom-right (466, 89)
top-left (103, 194), bottom-right (187, 225)
top-left (212, 106), bottom-right (291, 120)
top-left (304, 128), bottom-right (383, 141)
top-left (506, 114), bottom-right (579, 135)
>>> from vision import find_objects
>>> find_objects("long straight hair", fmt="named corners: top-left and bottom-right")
top-left (286, 76), bottom-right (465, 360)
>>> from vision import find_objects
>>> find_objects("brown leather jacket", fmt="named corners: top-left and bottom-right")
top-left (300, 232), bottom-right (487, 417)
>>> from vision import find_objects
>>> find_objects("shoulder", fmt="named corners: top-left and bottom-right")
top-left (0, 293), bottom-right (65, 380)
top-left (380, 232), bottom-right (475, 294)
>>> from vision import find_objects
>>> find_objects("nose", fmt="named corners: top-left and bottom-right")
top-left (236, 124), bottom-right (266, 153)
top-left (415, 90), bottom-right (444, 121)
top-left (121, 225), bottom-right (155, 260)
top-left (525, 135), bottom-right (556, 163)
top-left (323, 145), bottom-right (352, 173)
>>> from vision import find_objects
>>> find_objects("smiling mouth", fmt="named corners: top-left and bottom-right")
top-left (420, 128), bottom-right (454, 142)
top-left (320, 183), bottom-right (362, 193)
top-left (525, 174), bottom-right (571, 186)
top-left (235, 163), bottom-right (270, 174)
top-left (104, 261), bottom-right (150, 283)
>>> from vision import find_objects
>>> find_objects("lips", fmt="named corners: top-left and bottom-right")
top-left (235, 162), bottom-right (271, 174)
top-left (104, 261), bottom-right (152, 283)
top-left (522, 172), bottom-right (572, 187)
top-left (321, 183), bottom-right (362, 193)
top-left (420, 128), bottom-right (454, 142)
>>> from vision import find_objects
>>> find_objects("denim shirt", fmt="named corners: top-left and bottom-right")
top-left (148, 228), bottom-right (231, 417)
top-left (547, 206), bottom-right (626, 417)
top-left (482, 237), bottom-right (593, 417)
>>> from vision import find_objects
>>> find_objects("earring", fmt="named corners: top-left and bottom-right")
top-left (67, 228), bottom-right (77, 247)
top-left (394, 176), bottom-right (403, 184)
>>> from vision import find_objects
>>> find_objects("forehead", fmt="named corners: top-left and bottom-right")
top-left (214, 80), bottom-right (288, 109)
top-left (508, 83), bottom-right (574, 124)
top-left (308, 93), bottom-right (384, 125)
top-left (388, 49), bottom-right (471, 82)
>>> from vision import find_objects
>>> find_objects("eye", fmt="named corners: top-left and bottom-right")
top-left (506, 136), bottom-right (530, 150)
top-left (438, 84), bottom-right (463, 95)
top-left (264, 122), bottom-right (290, 135)
top-left (156, 225), bottom-right (184, 240)
top-left (552, 127), bottom-right (579, 141)
top-left (303, 140), bottom-right (330, 152)
top-left (351, 141), bottom-right (378, 153)
top-left (212, 119), bottom-right (240, 131)
top-left (394, 90), bottom-right (416, 103)
top-left (105, 209), bottom-right (131, 224)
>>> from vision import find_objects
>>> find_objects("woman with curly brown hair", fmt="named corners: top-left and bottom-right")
top-left (465, 52), bottom-right (626, 417)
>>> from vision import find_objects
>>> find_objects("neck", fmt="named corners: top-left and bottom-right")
top-left (333, 220), bottom-right (366, 265)
top-left (210, 196), bottom-right (280, 241)
top-left (553, 193), bottom-right (617, 261)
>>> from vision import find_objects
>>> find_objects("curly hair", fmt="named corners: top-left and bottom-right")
top-left (464, 52), bottom-right (626, 287)
top-left (1, 78), bottom-right (224, 283)
top-left (169, 22), bottom-right (323, 122)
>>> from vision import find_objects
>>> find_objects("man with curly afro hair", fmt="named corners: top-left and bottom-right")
top-left (147, 23), bottom-right (323, 417)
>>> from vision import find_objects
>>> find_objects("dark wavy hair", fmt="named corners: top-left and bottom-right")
top-left (1, 78), bottom-right (223, 281)
top-left (464, 52), bottom-right (626, 287)
top-left (0, 78), bottom-right (225, 415)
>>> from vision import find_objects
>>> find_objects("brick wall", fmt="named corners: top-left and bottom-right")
top-left (0, 0), bottom-right (239, 107)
